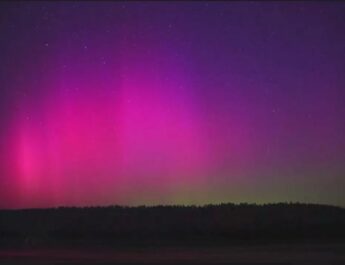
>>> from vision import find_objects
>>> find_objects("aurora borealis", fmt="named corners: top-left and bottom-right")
top-left (0, 2), bottom-right (345, 208)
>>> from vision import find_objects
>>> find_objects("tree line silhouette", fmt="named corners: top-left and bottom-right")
top-left (1, 203), bottom-right (345, 247)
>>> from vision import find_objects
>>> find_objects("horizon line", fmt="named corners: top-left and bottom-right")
top-left (1, 201), bottom-right (344, 211)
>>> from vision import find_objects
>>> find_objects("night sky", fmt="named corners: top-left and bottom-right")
top-left (1, 2), bottom-right (345, 209)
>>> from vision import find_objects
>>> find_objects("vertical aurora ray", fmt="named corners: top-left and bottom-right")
top-left (6, 34), bottom-right (211, 207)
top-left (1, 2), bottom-right (345, 208)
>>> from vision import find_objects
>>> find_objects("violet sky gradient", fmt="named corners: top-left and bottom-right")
top-left (0, 2), bottom-right (345, 208)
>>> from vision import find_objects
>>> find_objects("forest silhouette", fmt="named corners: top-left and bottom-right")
top-left (1, 203), bottom-right (345, 247)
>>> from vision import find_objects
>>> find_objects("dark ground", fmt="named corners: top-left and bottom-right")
top-left (1, 242), bottom-right (345, 264)
top-left (1, 203), bottom-right (345, 264)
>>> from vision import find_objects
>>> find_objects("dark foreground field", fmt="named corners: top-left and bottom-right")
top-left (1, 203), bottom-right (345, 264)
top-left (1, 243), bottom-right (345, 264)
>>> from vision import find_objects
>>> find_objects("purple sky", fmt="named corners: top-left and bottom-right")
top-left (0, 2), bottom-right (345, 208)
